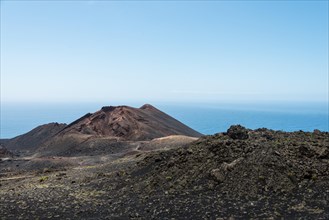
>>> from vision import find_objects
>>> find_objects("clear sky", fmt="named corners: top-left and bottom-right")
top-left (1, 1), bottom-right (328, 104)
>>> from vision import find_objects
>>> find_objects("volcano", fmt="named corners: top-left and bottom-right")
top-left (57, 104), bottom-right (202, 140)
top-left (2, 104), bottom-right (202, 156)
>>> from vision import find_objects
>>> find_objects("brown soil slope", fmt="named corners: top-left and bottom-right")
top-left (58, 104), bottom-right (202, 140)
top-left (2, 104), bottom-right (201, 156)
top-left (36, 104), bottom-right (201, 156)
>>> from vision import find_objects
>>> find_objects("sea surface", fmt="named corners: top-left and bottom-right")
top-left (1, 102), bottom-right (328, 139)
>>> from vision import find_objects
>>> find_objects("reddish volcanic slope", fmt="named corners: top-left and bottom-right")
top-left (1, 104), bottom-right (202, 155)
top-left (58, 104), bottom-right (202, 140)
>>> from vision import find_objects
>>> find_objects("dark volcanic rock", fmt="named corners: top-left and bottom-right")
top-left (226, 124), bottom-right (249, 140)
top-left (0, 145), bottom-right (12, 158)
top-left (127, 127), bottom-right (329, 218)
top-left (0, 126), bottom-right (328, 219)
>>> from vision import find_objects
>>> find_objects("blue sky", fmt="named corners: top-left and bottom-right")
top-left (1, 1), bottom-right (328, 103)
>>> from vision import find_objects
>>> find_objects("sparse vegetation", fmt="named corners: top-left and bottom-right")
top-left (39, 176), bottom-right (49, 182)
top-left (0, 123), bottom-right (328, 219)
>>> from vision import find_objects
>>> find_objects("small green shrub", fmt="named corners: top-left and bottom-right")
top-left (39, 176), bottom-right (49, 182)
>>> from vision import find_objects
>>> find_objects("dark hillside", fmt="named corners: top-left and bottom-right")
top-left (3, 123), bottom-right (66, 152)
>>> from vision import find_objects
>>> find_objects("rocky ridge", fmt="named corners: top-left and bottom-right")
top-left (1, 126), bottom-right (328, 219)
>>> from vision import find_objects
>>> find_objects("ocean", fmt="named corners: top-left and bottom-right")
top-left (1, 102), bottom-right (328, 139)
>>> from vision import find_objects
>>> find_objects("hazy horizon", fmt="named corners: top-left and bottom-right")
top-left (1, 1), bottom-right (328, 103)
top-left (1, 101), bottom-right (328, 139)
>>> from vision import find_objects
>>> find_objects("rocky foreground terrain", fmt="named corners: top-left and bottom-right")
top-left (0, 145), bottom-right (12, 158)
top-left (1, 125), bottom-right (328, 219)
